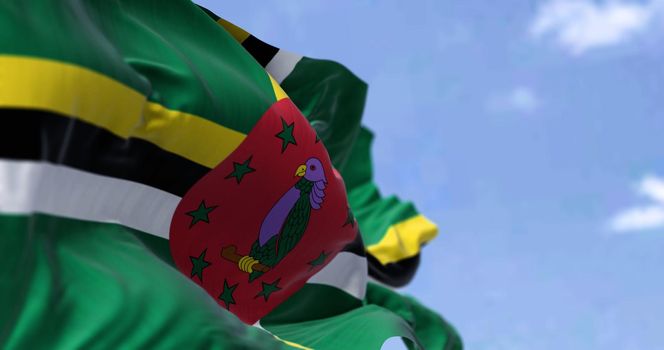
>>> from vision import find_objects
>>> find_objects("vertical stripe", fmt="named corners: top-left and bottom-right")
top-left (266, 50), bottom-right (303, 84)
top-left (241, 36), bottom-right (280, 67)
top-left (307, 252), bottom-right (368, 299)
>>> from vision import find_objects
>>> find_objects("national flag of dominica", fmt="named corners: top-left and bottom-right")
top-left (0, 1), bottom-right (461, 349)
top-left (206, 7), bottom-right (440, 288)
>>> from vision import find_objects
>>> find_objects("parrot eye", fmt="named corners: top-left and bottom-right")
top-left (310, 165), bottom-right (316, 171)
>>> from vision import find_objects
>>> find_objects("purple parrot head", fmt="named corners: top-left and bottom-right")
top-left (303, 157), bottom-right (326, 183)
top-left (296, 157), bottom-right (327, 210)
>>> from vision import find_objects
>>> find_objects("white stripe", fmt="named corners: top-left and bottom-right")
top-left (265, 50), bottom-right (303, 83)
top-left (0, 159), bottom-right (178, 238)
top-left (0, 159), bottom-right (367, 299)
top-left (307, 252), bottom-right (367, 299)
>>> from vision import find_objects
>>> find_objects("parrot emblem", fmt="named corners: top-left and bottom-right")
top-left (170, 99), bottom-right (358, 323)
top-left (221, 157), bottom-right (327, 281)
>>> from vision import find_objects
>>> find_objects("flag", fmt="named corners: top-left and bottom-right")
top-left (0, 1), bottom-right (461, 349)
top-left (210, 11), bottom-right (439, 287)
top-left (208, 10), bottom-right (461, 349)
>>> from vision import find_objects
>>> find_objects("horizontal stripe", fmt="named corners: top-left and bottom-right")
top-left (341, 231), bottom-right (367, 257)
top-left (203, 12), bottom-right (290, 104)
top-left (254, 323), bottom-right (312, 350)
top-left (0, 55), bottom-right (246, 168)
top-left (206, 10), bottom-right (300, 86)
top-left (198, 5), bottom-right (221, 20)
top-left (0, 159), bottom-right (177, 239)
top-left (366, 215), bottom-right (438, 265)
top-left (2, 1), bottom-right (279, 134)
top-left (270, 74), bottom-right (290, 102)
top-left (307, 252), bottom-right (367, 300)
top-left (136, 103), bottom-right (245, 169)
top-left (0, 56), bottom-right (144, 135)
top-left (215, 17), bottom-right (251, 44)
top-left (1, 109), bottom-right (208, 197)
top-left (368, 254), bottom-right (420, 288)
top-left (0, 159), bottom-right (366, 299)
top-left (241, 35), bottom-right (279, 67)
top-left (266, 50), bottom-right (303, 84)
top-left (270, 334), bottom-right (311, 350)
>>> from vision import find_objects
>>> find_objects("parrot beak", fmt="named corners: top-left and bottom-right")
top-left (295, 164), bottom-right (307, 177)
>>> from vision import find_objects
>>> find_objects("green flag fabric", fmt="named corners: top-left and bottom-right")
top-left (1, 214), bottom-right (284, 349)
top-left (0, 1), bottom-right (460, 349)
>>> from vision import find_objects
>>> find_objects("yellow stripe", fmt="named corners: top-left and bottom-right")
top-left (256, 324), bottom-right (312, 350)
top-left (137, 103), bottom-right (244, 168)
top-left (216, 18), bottom-right (251, 43)
top-left (0, 55), bottom-right (245, 169)
top-left (269, 74), bottom-right (289, 101)
top-left (211, 17), bottom-right (287, 103)
top-left (366, 215), bottom-right (439, 265)
top-left (272, 334), bottom-right (313, 350)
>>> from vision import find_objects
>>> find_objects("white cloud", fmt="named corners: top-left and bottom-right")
top-left (487, 86), bottom-right (540, 114)
top-left (609, 205), bottom-right (664, 231)
top-left (638, 174), bottom-right (664, 203)
top-left (530, 0), bottom-right (663, 55)
top-left (609, 174), bottom-right (664, 232)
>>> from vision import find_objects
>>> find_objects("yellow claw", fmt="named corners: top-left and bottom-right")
top-left (238, 256), bottom-right (259, 273)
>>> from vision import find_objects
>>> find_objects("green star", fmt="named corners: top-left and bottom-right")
top-left (255, 278), bottom-right (281, 301)
top-left (189, 249), bottom-right (211, 282)
top-left (186, 200), bottom-right (217, 228)
top-left (308, 251), bottom-right (329, 270)
top-left (343, 207), bottom-right (356, 228)
top-left (275, 117), bottom-right (297, 152)
top-left (225, 156), bottom-right (255, 184)
top-left (218, 280), bottom-right (238, 310)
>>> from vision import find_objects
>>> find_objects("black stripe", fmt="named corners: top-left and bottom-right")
top-left (367, 253), bottom-right (420, 288)
top-left (197, 5), bottom-right (220, 21)
top-left (241, 35), bottom-right (279, 67)
top-left (197, 7), bottom-right (280, 68)
top-left (0, 109), bottom-right (210, 197)
top-left (341, 230), bottom-right (420, 286)
top-left (340, 230), bottom-right (366, 257)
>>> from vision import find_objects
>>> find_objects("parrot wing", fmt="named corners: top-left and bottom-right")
top-left (275, 195), bottom-right (312, 262)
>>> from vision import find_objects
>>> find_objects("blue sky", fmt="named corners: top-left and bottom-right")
top-left (200, 1), bottom-right (664, 348)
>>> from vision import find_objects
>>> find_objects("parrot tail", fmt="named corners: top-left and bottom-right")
top-left (249, 270), bottom-right (264, 282)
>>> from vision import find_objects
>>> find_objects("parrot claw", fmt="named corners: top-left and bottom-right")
top-left (238, 255), bottom-right (259, 273)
